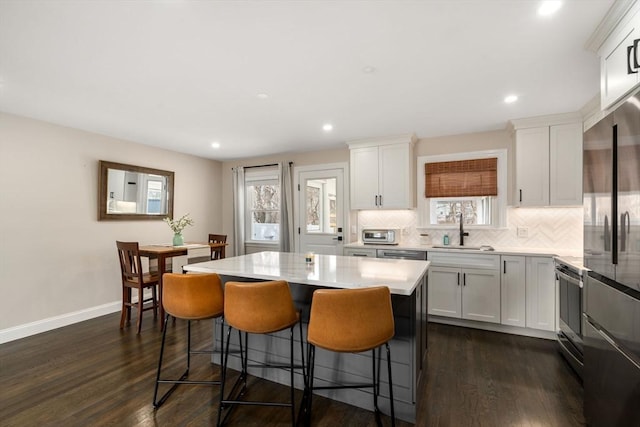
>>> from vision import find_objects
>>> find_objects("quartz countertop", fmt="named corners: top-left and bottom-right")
top-left (184, 251), bottom-right (429, 296)
top-left (343, 242), bottom-right (582, 258)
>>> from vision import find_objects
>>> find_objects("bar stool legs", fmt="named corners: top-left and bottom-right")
top-left (216, 322), bottom-right (306, 427)
top-left (153, 314), bottom-right (225, 408)
top-left (304, 342), bottom-right (395, 427)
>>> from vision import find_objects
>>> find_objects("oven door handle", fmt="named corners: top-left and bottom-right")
top-left (556, 270), bottom-right (583, 288)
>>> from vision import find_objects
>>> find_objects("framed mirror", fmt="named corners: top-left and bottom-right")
top-left (98, 160), bottom-right (174, 221)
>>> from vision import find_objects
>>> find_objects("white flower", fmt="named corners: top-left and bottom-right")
top-left (164, 213), bottom-right (194, 234)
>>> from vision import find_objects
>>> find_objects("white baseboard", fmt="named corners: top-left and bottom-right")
top-left (0, 301), bottom-right (121, 344)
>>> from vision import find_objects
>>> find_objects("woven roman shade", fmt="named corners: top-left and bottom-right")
top-left (425, 158), bottom-right (498, 198)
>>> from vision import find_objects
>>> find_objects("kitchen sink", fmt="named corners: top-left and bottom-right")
top-left (431, 245), bottom-right (495, 251)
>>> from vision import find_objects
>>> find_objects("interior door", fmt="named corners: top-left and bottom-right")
top-left (297, 167), bottom-right (345, 255)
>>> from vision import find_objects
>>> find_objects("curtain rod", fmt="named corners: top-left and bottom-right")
top-left (237, 161), bottom-right (293, 170)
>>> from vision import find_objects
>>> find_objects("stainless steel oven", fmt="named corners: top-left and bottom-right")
top-left (554, 256), bottom-right (585, 378)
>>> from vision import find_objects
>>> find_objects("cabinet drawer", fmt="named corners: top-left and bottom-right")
top-left (427, 252), bottom-right (499, 270)
top-left (343, 247), bottom-right (377, 257)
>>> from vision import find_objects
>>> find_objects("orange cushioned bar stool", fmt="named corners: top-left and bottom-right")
top-left (217, 280), bottom-right (306, 427)
top-left (153, 273), bottom-right (225, 408)
top-left (303, 286), bottom-right (396, 427)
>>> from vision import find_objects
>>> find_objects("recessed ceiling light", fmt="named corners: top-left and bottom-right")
top-left (538, 1), bottom-right (562, 16)
top-left (362, 66), bottom-right (376, 74)
top-left (322, 123), bottom-right (333, 132)
top-left (257, 93), bottom-right (269, 99)
top-left (211, 142), bottom-right (221, 149)
top-left (504, 95), bottom-right (518, 104)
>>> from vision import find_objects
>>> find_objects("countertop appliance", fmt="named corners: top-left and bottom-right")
top-left (553, 256), bottom-right (586, 379)
top-left (362, 229), bottom-right (399, 245)
top-left (583, 93), bottom-right (640, 427)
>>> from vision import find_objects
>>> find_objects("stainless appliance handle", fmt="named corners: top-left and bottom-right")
top-left (556, 269), bottom-right (583, 288)
top-left (557, 336), bottom-right (584, 368)
top-left (588, 318), bottom-right (640, 370)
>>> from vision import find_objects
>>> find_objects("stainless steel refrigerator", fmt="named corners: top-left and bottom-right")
top-left (583, 93), bottom-right (640, 427)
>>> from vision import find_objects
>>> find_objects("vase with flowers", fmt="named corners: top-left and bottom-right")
top-left (164, 213), bottom-right (194, 246)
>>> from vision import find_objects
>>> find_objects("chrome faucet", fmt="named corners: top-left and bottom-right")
top-left (459, 212), bottom-right (469, 246)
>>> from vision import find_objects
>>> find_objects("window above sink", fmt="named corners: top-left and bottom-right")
top-left (417, 149), bottom-right (507, 229)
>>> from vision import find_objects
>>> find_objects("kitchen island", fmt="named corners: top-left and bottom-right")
top-left (184, 251), bottom-right (429, 423)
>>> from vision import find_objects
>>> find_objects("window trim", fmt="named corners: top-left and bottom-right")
top-left (417, 149), bottom-right (507, 229)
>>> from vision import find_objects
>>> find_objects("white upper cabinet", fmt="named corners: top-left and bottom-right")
top-left (348, 134), bottom-right (416, 209)
top-left (515, 127), bottom-right (550, 207)
top-left (549, 123), bottom-right (583, 206)
top-left (512, 115), bottom-right (583, 207)
top-left (600, 6), bottom-right (640, 109)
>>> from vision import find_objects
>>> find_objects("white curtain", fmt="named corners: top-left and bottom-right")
top-left (279, 162), bottom-right (294, 252)
top-left (232, 166), bottom-right (246, 256)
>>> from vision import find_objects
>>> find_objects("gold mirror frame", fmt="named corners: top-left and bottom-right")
top-left (98, 160), bottom-right (174, 221)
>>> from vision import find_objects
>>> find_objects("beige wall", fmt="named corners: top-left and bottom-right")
top-left (0, 113), bottom-right (223, 336)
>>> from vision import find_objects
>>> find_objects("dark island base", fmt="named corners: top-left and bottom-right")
top-left (212, 275), bottom-right (428, 424)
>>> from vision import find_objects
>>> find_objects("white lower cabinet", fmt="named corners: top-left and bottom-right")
top-left (501, 255), bottom-right (527, 327)
top-left (462, 268), bottom-right (501, 323)
top-left (428, 266), bottom-right (462, 318)
top-left (428, 252), bottom-right (556, 334)
top-left (526, 256), bottom-right (556, 332)
top-left (427, 253), bottom-right (500, 324)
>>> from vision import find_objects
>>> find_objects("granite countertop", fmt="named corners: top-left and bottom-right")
top-left (184, 251), bottom-right (430, 296)
top-left (343, 242), bottom-right (582, 258)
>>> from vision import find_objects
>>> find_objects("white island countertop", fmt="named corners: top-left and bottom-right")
top-left (184, 251), bottom-right (430, 296)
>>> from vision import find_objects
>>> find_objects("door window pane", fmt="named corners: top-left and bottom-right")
top-left (306, 178), bottom-right (337, 234)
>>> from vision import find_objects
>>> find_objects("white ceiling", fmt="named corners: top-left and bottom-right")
top-left (0, 0), bottom-right (614, 161)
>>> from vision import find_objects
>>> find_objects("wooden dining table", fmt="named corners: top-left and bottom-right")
top-left (138, 242), bottom-right (228, 329)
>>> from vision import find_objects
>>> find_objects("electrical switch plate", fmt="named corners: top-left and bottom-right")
top-left (517, 227), bottom-right (529, 238)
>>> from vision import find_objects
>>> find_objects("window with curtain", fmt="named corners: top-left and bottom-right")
top-left (245, 167), bottom-right (280, 242)
top-left (418, 150), bottom-right (506, 228)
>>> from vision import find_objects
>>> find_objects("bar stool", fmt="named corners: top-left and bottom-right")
top-left (217, 280), bottom-right (306, 426)
top-left (304, 286), bottom-right (396, 427)
top-left (153, 273), bottom-right (224, 408)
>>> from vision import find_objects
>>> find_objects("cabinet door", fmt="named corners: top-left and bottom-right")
top-left (526, 257), bottom-right (556, 331)
top-left (350, 146), bottom-right (380, 209)
top-left (462, 268), bottom-right (501, 324)
top-left (378, 143), bottom-right (413, 209)
top-left (427, 266), bottom-right (461, 319)
top-left (516, 127), bottom-right (550, 207)
top-left (501, 255), bottom-right (527, 327)
top-left (550, 123), bottom-right (583, 206)
top-left (601, 9), bottom-right (640, 109)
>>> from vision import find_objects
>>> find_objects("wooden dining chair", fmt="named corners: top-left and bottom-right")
top-left (116, 241), bottom-right (160, 334)
top-left (208, 234), bottom-right (227, 260)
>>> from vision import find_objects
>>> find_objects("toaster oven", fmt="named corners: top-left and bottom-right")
top-left (362, 229), bottom-right (399, 245)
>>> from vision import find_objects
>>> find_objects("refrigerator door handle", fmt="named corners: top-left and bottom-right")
top-left (612, 124), bottom-right (618, 265)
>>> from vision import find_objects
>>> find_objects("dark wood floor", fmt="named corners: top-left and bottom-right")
top-left (0, 313), bottom-right (584, 426)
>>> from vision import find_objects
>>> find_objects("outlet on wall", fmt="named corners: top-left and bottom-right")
top-left (517, 227), bottom-right (529, 238)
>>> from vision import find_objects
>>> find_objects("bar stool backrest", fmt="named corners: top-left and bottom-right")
top-left (162, 273), bottom-right (224, 320)
top-left (224, 280), bottom-right (297, 333)
top-left (308, 286), bottom-right (395, 353)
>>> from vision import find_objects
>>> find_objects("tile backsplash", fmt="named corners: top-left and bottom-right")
top-left (357, 207), bottom-right (583, 254)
